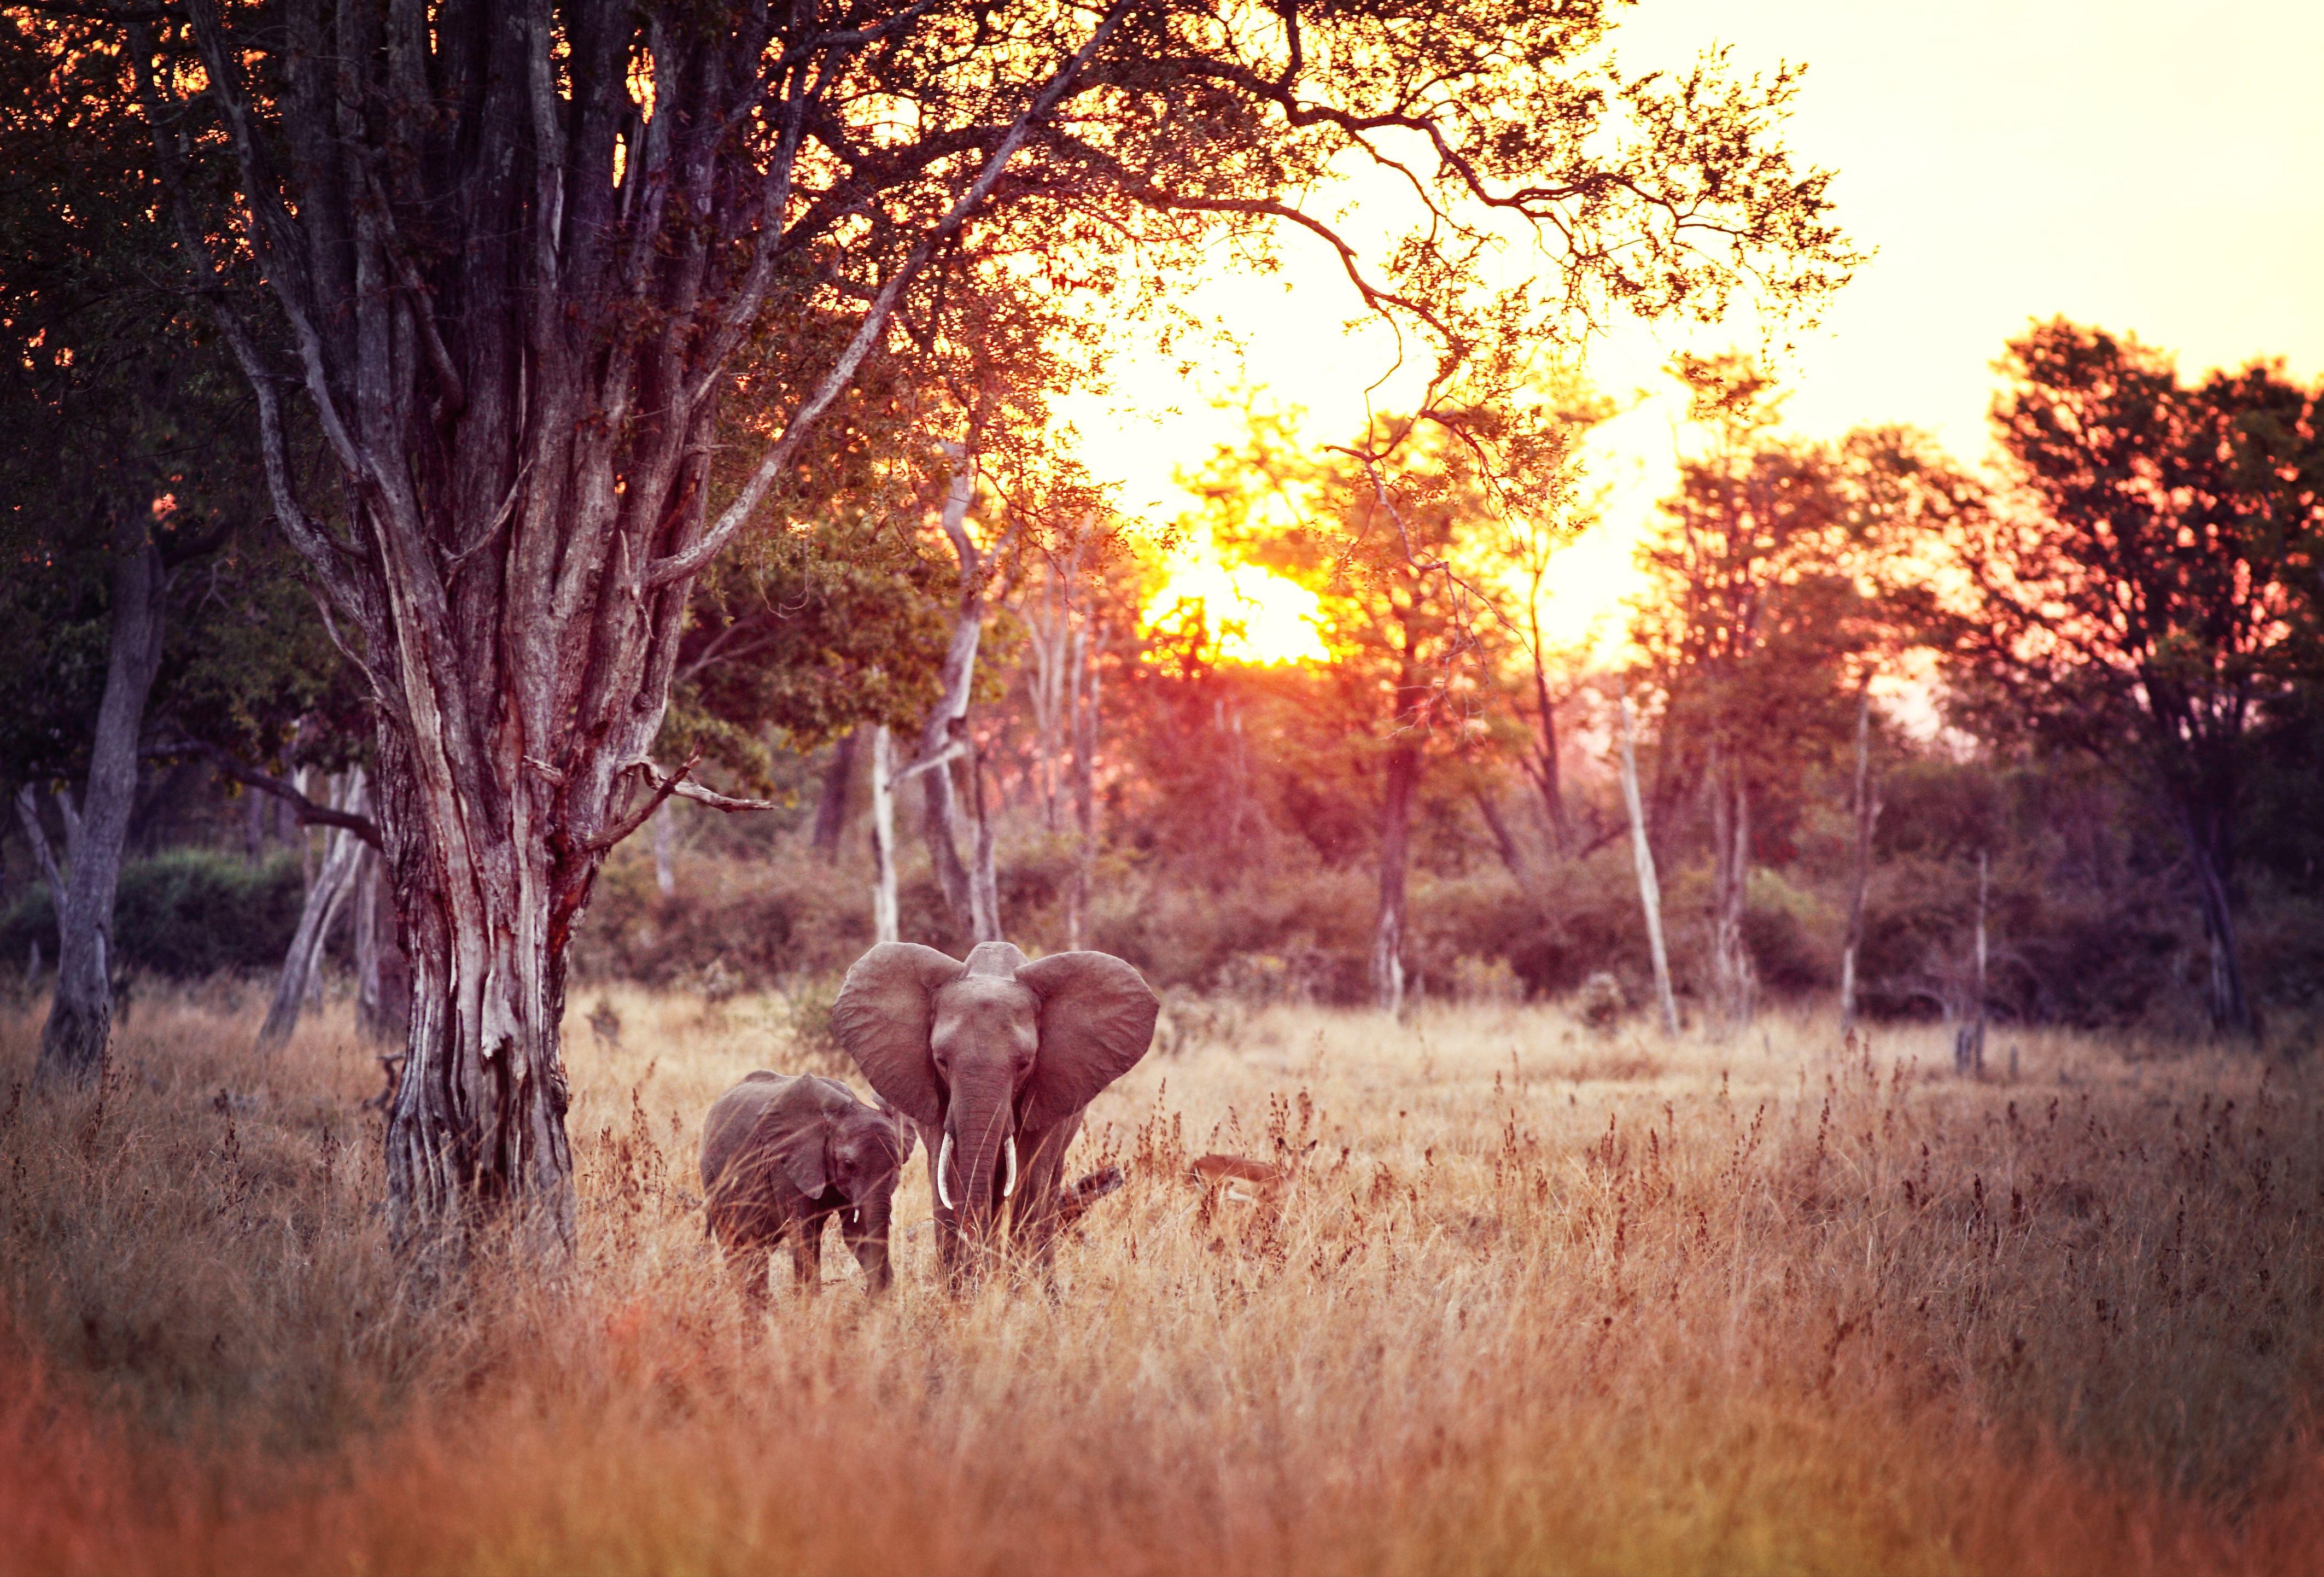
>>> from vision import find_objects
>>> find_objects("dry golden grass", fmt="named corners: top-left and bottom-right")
top-left (2, 980), bottom-right (2321, 1576)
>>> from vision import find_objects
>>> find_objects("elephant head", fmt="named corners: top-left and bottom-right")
top-left (830, 941), bottom-right (1158, 1269)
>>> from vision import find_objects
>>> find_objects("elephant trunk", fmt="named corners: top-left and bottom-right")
top-left (945, 1075), bottom-right (1017, 1257)
top-left (845, 1189), bottom-right (895, 1293)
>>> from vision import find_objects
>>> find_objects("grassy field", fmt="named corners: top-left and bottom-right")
top-left (1, 981), bottom-right (2320, 1575)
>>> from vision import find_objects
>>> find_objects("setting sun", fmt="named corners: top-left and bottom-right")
top-left (1143, 553), bottom-right (1329, 665)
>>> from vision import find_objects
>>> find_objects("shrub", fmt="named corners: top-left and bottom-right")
top-left (0, 849), bottom-right (303, 979)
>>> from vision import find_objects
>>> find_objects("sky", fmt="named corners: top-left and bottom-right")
top-left (1071, 0), bottom-right (2324, 654)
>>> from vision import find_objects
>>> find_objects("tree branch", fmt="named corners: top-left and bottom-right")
top-left (643, 0), bottom-right (1135, 589)
top-left (14, 786), bottom-right (65, 900)
top-left (159, 740), bottom-right (384, 849)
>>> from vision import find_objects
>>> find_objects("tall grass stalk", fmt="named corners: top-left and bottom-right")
top-left (2, 988), bottom-right (2318, 1575)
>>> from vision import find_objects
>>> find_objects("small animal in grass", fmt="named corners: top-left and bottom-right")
top-left (1189, 1153), bottom-right (1292, 1217)
top-left (1056, 1165), bottom-right (1126, 1229)
top-left (700, 1071), bottom-right (915, 1307)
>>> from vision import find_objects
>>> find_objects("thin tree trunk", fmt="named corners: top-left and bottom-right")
top-left (1618, 699), bottom-right (1679, 1037)
top-left (967, 741), bottom-right (1001, 944)
top-left (1525, 608), bottom-right (1569, 854)
top-left (1472, 787), bottom-right (1527, 883)
top-left (811, 731), bottom-right (861, 862)
top-left (1026, 564), bottom-right (1070, 833)
top-left (259, 770), bottom-right (367, 1048)
top-left (651, 799), bottom-right (676, 897)
top-left (1373, 743), bottom-right (1420, 1015)
top-left (870, 726), bottom-right (900, 944)
top-left (1066, 627), bottom-right (1102, 950)
top-left (2174, 796), bottom-right (2253, 1037)
top-left (1707, 740), bottom-right (1756, 1033)
top-left (1955, 850), bottom-right (1989, 1075)
top-left (915, 446), bottom-right (996, 932)
top-left (32, 527), bottom-right (167, 1087)
top-left (244, 784), bottom-right (267, 866)
top-left (295, 767), bottom-right (317, 889)
top-left (1838, 685), bottom-right (1883, 1045)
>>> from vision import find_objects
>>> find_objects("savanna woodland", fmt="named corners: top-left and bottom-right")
top-left (3, 0), bottom-right (2323, 1570)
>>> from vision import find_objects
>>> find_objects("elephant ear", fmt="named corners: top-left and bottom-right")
top-left (1016, 951), bottom-right (1161, 1132)
top-left (762, 1080), bottom-right (834, 1196)
top-left (829, 942), bottom-right (963, 1128)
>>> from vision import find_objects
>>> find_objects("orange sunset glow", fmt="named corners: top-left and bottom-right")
top-left (1142, 551), bottom-right (1328, 665)
top-left (1082, 0), bottom-right (2324, 652)
top-left (8, 0), bottom-right (2324, 1571)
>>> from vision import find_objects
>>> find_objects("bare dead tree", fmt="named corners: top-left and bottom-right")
top-left (1618, 698), bottom-right (1679, 1037)
top-left (260, 769), bottom-right (369, 1048)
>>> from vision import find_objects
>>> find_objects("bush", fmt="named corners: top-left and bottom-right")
top-left (1, 849), bottom-right (303, 979)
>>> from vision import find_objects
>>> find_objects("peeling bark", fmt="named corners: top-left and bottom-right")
top-left (353, 843), bottom-right (412, 1044)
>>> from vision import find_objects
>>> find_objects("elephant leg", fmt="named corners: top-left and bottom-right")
top-left (1009, 1118), bottom-right (1082, 1275)
top-left (921, 1119), bottom-right (965, 1282)
top-left (724, 1237), bottom-right (774, 1313)
top-left (790, 1212), bottom-right (827, 1290)
top-left (709, 1194), bottom-right (776, 1313)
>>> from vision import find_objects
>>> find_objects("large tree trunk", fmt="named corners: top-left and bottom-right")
top-left (811, 731), bottom-right (861, 862)
top-left (1838, 686), bottom-right (1883, 1044)
top-left (28, 528), bottom-right (166, 1087)
top-left (1707, 740), bottom-right (1756, 1033)
top-left (373, 722), bottom-right (593, 1250)
top-left (1372, 743), bottom-right (1421, 1014)
top-left (259, 770), bottom-right (368, 1048)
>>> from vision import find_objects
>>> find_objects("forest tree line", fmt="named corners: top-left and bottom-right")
top-left (9, 313), bottom-right (2321, 1045)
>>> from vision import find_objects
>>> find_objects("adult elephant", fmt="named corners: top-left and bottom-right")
top-left (831, 941), bottom-right (1158, 1278)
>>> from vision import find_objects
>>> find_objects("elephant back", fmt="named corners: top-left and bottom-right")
top-left (700, 1072), bottom-right (798, 1190)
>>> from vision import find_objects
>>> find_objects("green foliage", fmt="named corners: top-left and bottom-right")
top-left (1, 849), bottom-right (303, 978)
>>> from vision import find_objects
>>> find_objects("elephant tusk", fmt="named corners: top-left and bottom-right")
top-left (937, 1132), bottom-right (956, 1211)
top-left (1003, 1135), bottom-right (1018, 1199)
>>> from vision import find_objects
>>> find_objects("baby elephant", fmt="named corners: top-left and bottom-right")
top-left (700, 1071), bottom-right (915, 1306)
